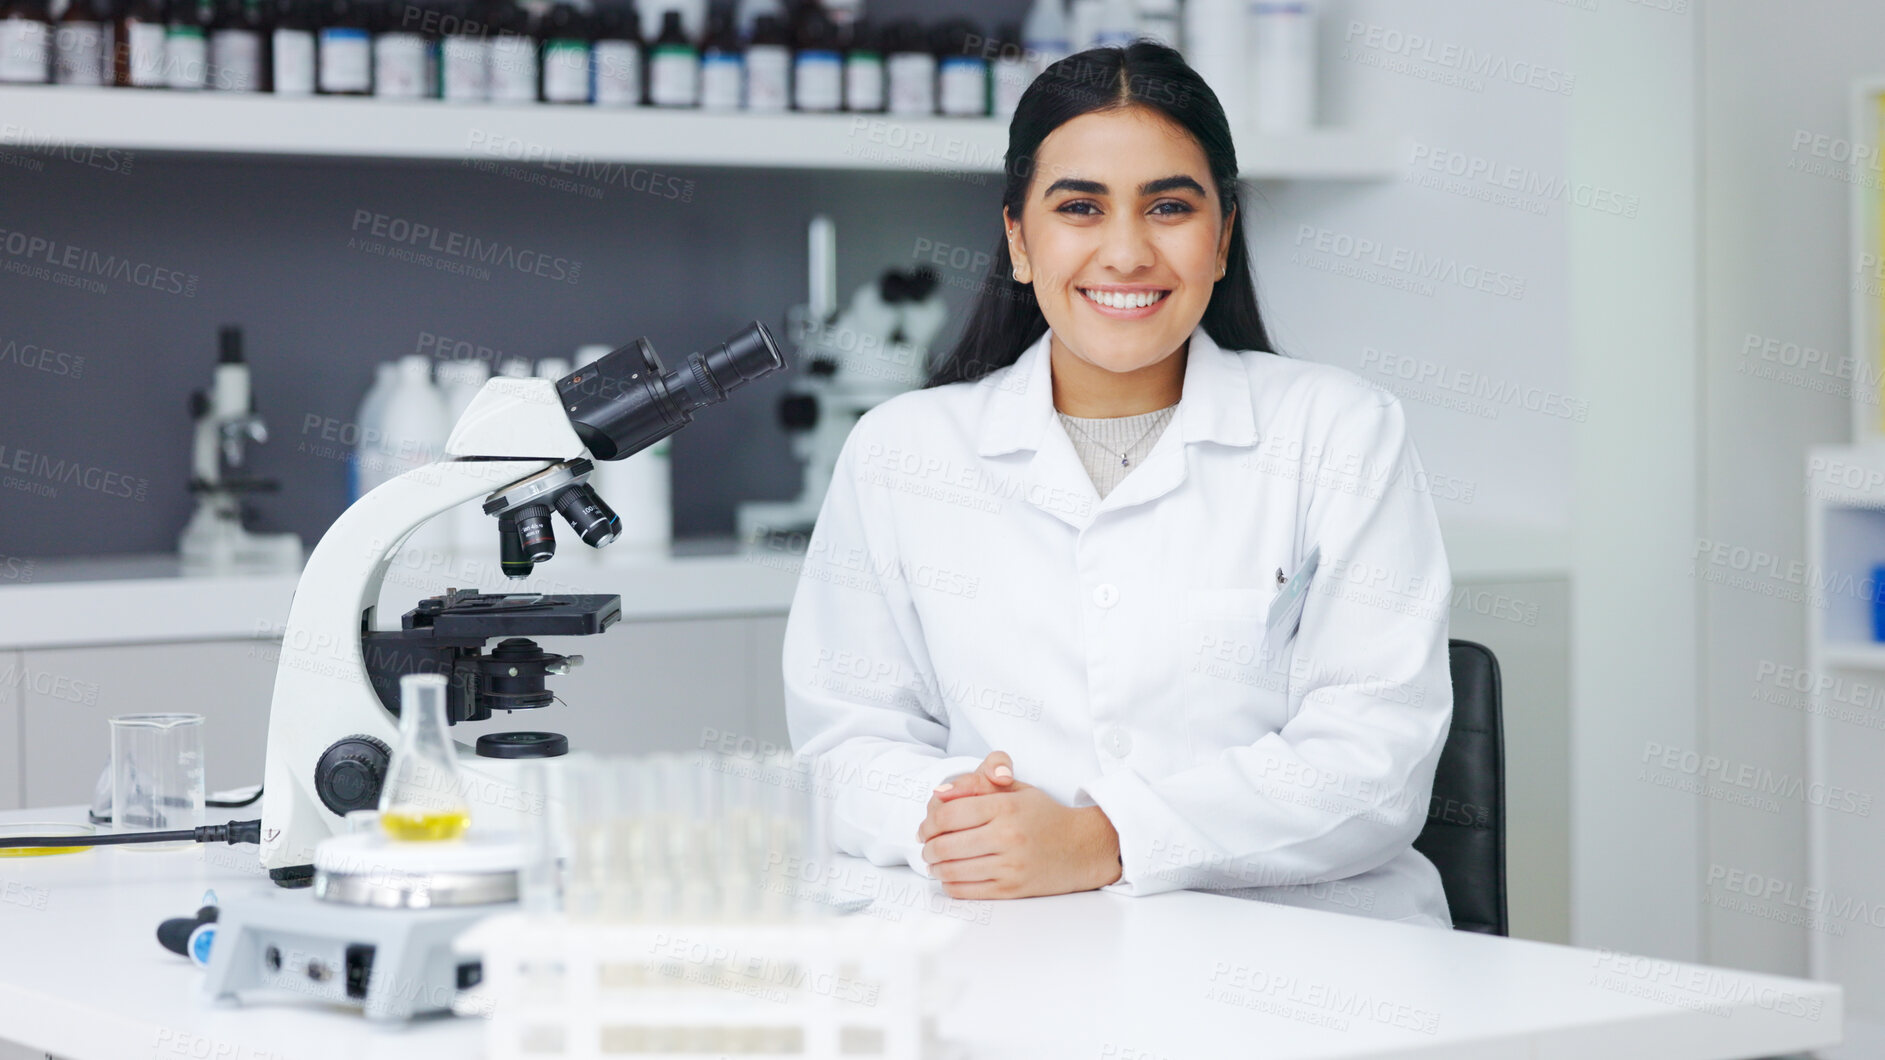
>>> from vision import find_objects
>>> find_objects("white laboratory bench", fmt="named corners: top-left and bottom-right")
top-left (0, 804), bottom-right (1844, 1060)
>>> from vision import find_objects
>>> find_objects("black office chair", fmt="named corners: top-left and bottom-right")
top-left (1411, 639), bottom-right (1507, 936)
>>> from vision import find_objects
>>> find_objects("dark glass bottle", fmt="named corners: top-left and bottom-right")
top-left (840, 16), bottom-right (881, 112)
top-left (316, 0), bottom-right (370, 94)
top-left (0, 0), bottom-right (52, 84)
top-left (882, 18), bottom-right (933, 117)
top-left (789, 0), bottom-right (837, 111)
top-left (485, 0), bottom-right (535, 103)
top-left (164, 0), bottom-right (209, 89)
top-left (696, 0), bottom-right (736, 110)
top-left (644, 7), bottom-right (692, 106)
top-left (537, 0), bottom-right (587, 102)
top-left (371, 0), bottom-right (427, 96)
top-left (437, 0), bottom-right (489, 101)
top-left (113, 0), bottom-right (167, 85)
top-left (269, 0), bottom-right (315, 94)
top-left (589, 0), bottom-right (639, 106)
top-left (206, 0), bottom-right (262, 89)
top-left (935, 18), bottom-right (985, 117)
top-left (741, 9), bottom-right (783, 111)
top-left (52, 0), bottom-right (108, 85)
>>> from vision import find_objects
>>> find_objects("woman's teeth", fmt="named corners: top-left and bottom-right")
top-left (1081, 288), bottom-right (1168, 310)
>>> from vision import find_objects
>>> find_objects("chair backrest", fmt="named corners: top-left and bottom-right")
top-left (1412, 639), bottom-right (1507, 936)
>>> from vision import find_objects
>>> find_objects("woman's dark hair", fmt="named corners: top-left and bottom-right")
top-left (923, 41), bottom-right (1276, 389)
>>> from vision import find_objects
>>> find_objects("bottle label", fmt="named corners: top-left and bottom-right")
top-left (885, 52), bottom-right (934, 116)
top-left (52, 21), bottom-right (104, 85)
top-left (207, 27), bottom-right (258, 90)
top-left (372, 31), bottom-right (425, 97)
top-left (743, 45), bottom-right (786, 111)
top-left (647, 48), bottom-right (695, 106)
top-left (125, 19), bottom-right (165, 85)
top-left (937, 57), bottom-right (983, 116)
top-left (843, 54), bottom-right (881, 112)
top-left (0, 18), bottom-right (49, 82)
top-left (165, 26), bottom-right (206, 89)
top-left (698, 51), bottom-right (738, 109)
top-left (439, 35), bottom-right (487, 101)
top-left (792, 49), bottom-right (839, 111)
top-left (270, 27), bottom-right (313, 94)
top-left (541, 39), bottom-right (587, 102)
top-left (487, 32), bottom-right (536, 101)
top-left (317, 27), bottom-right (369, 92)
top-left (591, 39), bottom-right (638, 106)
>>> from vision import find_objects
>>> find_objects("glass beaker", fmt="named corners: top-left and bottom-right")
top-left (378, 673), bottom-right (471, 841)
top-left (110, 713), bottom-right (205, 846)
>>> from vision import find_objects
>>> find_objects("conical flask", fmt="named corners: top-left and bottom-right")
top-left (379, 673), bottom-right (472, 841)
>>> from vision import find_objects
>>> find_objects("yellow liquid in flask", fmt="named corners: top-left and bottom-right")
top-left (380, 808), bottom-right (471, 842)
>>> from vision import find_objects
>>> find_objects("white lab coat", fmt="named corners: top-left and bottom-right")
top-left (781, 323), bottom-right (1455, 927)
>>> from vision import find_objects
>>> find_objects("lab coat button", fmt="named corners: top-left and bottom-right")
top-left (1092, 583), bottom-right (1119, 608)
top-left (1105, 726), bottom-right (1132, 757)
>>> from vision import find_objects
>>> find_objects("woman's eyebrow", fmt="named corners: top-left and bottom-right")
top-left (1043, 177), bottom-right (1107, 196)
top-left (1141, 175), bottom-right (1207, 196)
top-left (1041, 175), bottom-right (1208, 197)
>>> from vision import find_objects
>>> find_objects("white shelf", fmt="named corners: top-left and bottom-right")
top-left (1819, 641), bottom-right (1885, 671)
top-left (1, 85), bottom-right (1401, 179)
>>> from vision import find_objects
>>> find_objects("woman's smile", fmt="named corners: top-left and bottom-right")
top-left (1077, 284), bottom-right (1174, 319)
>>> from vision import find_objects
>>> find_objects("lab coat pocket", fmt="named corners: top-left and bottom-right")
top-left (1180, 587), bottom-right (1293, 762)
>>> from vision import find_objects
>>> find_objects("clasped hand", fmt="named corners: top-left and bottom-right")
top-left (914, 751), bottom-right (1123, 899)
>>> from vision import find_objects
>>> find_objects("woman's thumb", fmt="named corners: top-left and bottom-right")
top-left (981, 750), bottom-right (1015, 786)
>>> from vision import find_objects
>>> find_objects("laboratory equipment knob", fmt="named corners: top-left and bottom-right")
top-left (779, 393), bottom-right (819, 430)
top-left (314, 735), bottom-right (392, 817)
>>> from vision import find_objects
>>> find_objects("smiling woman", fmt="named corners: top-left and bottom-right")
top-left (783, 42), bottom-right (1459, 928)
top-left (925, 42), bottom-right (1274, 405)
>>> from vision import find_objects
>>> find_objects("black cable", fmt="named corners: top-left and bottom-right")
top-left (89, 784), bottom-right (263, 824)
top-left (0, 819), bottom-right (261, 849)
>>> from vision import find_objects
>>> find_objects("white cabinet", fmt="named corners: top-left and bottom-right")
top-left (1804, 445), bottom-right (1885, 1024)
top-left (0, 652), bottom-right (19, 811)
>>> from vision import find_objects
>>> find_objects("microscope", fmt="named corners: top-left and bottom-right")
top-left (735, 217), bottom-right (947, 542)
top-left (178, 325), bottom-right (303, 573)
top-left (256, 323), bottom-right (785, 885)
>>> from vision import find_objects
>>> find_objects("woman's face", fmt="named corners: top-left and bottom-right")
top-left (1008, 105), bottom-right (1235, 375)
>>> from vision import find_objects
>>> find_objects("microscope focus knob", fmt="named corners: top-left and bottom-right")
top-left (314, 735), bottom-right (392, 817)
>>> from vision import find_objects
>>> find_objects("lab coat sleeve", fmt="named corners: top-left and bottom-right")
top-left (780, 421), bottom-right (984, 878)
top-left (1078, 390), bottom-right (1454, 898)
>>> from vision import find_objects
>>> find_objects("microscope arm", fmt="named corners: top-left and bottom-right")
top-left (259, 377), bottom-right (586, 874)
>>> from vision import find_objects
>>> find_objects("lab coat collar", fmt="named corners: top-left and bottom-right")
top-left (974, 322), bottom-right (1260, 459)
top-left (972, 323), bottom-right (1260, 530)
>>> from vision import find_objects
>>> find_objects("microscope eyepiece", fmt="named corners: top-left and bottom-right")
top-left (556, 321), bottom-right (786, 461)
